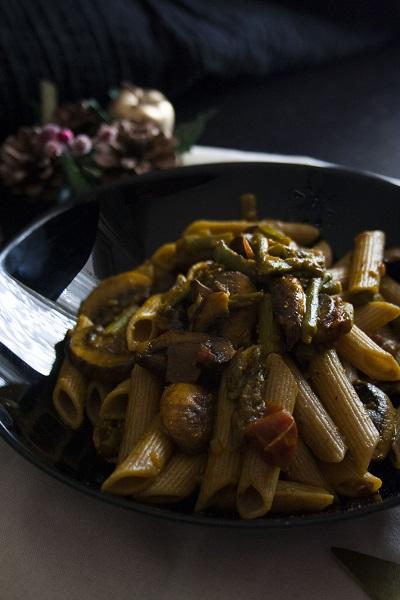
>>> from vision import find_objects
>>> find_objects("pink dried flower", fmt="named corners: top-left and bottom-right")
top-left (97, 124), bottom-right (118, 143)
top-left (57, 128), bottom-right (74, 145)
top-left (70, 134), bottom-right (93, 157)
top-left (40, 124), bottom-right (61, 143)
top-left (44, 140), bottom-right (65, 158)
top-left (94, 142), bottom-right (119, 168)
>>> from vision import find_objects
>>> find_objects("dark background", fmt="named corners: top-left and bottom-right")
top-left (1, 1), bottom-right (400, 243)
top-left (175, 41), bottom-right (400, 178)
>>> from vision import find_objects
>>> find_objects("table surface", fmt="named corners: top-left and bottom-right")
top-left (3, 43), bottom-right (400, 600)
top-left (2, 432), bottom-right (400, 600)
top-left (176, 40), bottom-right (400, 181)
top-left (2, 146), bottom-right (399, 600)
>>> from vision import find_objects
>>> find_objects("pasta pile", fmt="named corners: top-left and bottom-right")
top-left (53, 196), bottom-right (400, 519)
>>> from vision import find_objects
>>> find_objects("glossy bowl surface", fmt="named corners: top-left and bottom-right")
top-left (1, 160), bottom-right (400, 528)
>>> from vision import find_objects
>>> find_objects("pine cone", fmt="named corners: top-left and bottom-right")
top-left (0, 127), bottom-right (63, 200)
top-left (54, 101), bottom-right (102, 135)
top-left (94, 119), bottom-right (178, 181)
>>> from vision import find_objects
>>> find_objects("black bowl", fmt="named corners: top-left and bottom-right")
top-left (1, 160), bottom-right (400, 528)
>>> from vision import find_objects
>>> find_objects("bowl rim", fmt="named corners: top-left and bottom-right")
top-left (1, 415), bottom-right (398, 529)
top-left (2, 157), bottom-right (400, 529)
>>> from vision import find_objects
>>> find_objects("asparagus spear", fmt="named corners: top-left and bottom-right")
top-left (213, 240), bottom-right (257, 279)
top-left (257, 293), bottom-right (284, 355)
top-left (302, 277), bottom-right (322, 344)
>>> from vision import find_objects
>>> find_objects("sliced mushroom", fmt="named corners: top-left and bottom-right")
top-left (227, 346), bottom-right (266, 438)
top-left (212, 270), bottom-right (257, 295)
top-left (354, 381), bottom-right (397, 460)
top-left (67, 325), bottom-right (135, 383)
top-left (160, 383), bottom-right (214, 453)
top-left (270, 275), bottom-right (306, 349)
top-left (313, 294), bottom-right (353, 345)
top-left (197, 271), bottom-right (259, 348)
top-left (220, 306), bottom-right (257, 349)
top-left (80, 270), bottom-right (151, 325)
top-left (190, 279), bottom-right (213, 302)
top-left (136, 330), bottom-right (235, 383)
top-left (189, 269), bottom-right (258, 344)
top-left (186, 260), bottom-right (224, 283)
top-left (156, 275), bottom-right (190, 331)
top-left (190, 291), bottom-right (230, 332)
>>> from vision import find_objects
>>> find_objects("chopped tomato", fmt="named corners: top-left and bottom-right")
top-left (242, 236), bottom-right (255, 259)
top-left (245, 405), bottom-right (297, 470)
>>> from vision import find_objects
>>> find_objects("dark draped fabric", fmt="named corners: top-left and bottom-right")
top-left (0, 0), bottom-right (398, 139)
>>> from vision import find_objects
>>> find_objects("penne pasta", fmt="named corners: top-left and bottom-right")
top-left (196, 370), bottom-right (241, 511)
top-left (118, 365), bottom-right (162, 462)
top-left (270, 481), bottom-right (334, 513)
top-left (237, 353), bottom-right (298, 519)
top-left (86, 380), bottom-right (111, 424)
top-left (195, 449), bottom-right (241, 512)
top-left (354, 301), bottom-right (400, 333)
top-left (151, 242), bottom-right (177, 271)
top-left (347, 230), bottom-right (385, 303)
top-left (336, 324), bottom-right (400, 381)
top-left (320, 456), bottom-right (382, 498)
top-left (240, 192), bottom-right (258, 220)
top-left (133, 260), bottom-right (155, 284)
top-left (270, 221), bottom-right (320, 246)
top-left (52, 358), bottom-right (87, 429)
top-left (126, 293), bottom-right (163, 352)
top-left (183, 219), bottom-right (319, 245)
top-left (237, 449), bottom-right (280, 519)
top-left (53, 196), bottom-right (400, 520)
top-left (102, 416), bottom-right (174, 495)
top-left (380, 275), bottom-right (400, 306)
top-left (263, 353), bottom-right (298, 412)
top-left (135, 453), bottom-right (206, 503)
top-left (309, 348), bottom-right (379, 472)
top-left (286, 358), bottom-right (347, 463)
top-left (99, 378), bottom-right (131, 420)
top-left (285, 438), bottom-right (333, 491)
top-left (210, 370), bottom-right (236, 452)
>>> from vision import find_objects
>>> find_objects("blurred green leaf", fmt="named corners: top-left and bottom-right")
top-left (81, 164), bottom-right (102, 182)
top-left (108, 88), bottom-right (120, 101)
top-left (61, 153), bottom-right (93, 196)
top-left (175, 109), bottom-right (218, 154)
top-left (84, 98), bottom-right (110, 123)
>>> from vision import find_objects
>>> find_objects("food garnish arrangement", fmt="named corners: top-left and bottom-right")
top-left (52, 195), bottom-right (400, 519)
